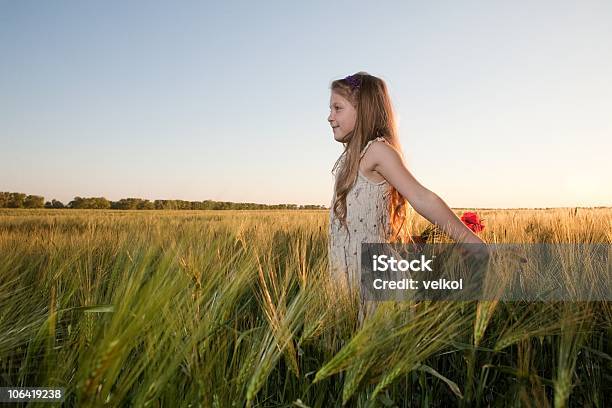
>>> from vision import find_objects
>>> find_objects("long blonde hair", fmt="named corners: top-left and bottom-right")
top-left (331, 72), bottom-right (411, 243)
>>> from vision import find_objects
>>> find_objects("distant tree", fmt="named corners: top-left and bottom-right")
top-left (3, 192), bottom-right (325, 211)
top-left (7, 193), bottom-right (26, 208)
top-left (0, 192), bottom-right (9, 207)
top-left (300, 204), bottom-right (326, 210)
top-left (137, 200), bottom-right (154, 210)
top-left (91, 197), bottom-right (111, 209)
top-left (201, 200), bottom-right (214, 210)
top-left (113, 198), bottom-right (138, 210)
top-left (68, 196), bottom-right (110, 209)
top-left (24, 195), bottom-right (45, 208)
top-left (68, 196), bottom-right (83, 209)
top-left (154, 200), bottom-right (183, 210)
top-left (44, 199), bottom-right (64, 208)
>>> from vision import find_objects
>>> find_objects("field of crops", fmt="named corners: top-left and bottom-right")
top-left (0, 208), bottom-right (610, 407)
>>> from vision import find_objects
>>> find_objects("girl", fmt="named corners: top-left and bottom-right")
top-left (327, 72), bottom-right (486, 325)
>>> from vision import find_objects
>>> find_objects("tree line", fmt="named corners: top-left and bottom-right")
top-left (0, 192), bottom-right (327, 210)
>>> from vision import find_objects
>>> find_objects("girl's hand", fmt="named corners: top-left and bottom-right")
top-left (460, 242), bottom-right (528, 265)
top-left (463, 234), bottom-right (486, 245)
top-left (459, 233), bottom-right (488, 259)
top-left (459, 242), bottom-right (491, 263)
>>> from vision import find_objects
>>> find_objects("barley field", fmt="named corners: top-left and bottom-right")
top-left (0, 208), bottom-right (610, 407)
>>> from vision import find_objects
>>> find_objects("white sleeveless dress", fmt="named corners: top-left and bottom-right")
top-left (328, 137), bottom-right (393, 324)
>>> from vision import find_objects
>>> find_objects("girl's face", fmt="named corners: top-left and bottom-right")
top-left (328, 91), bottom-right (357, 143)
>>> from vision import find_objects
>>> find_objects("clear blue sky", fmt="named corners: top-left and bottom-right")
top-left (1, 0), bottom-right (610, 208)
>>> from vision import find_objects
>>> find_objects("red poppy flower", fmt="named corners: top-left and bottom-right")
top-left (461, 211), bottom-right (485, 233)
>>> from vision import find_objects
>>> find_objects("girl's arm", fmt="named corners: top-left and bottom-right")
top-left (368, 141), bottom-right (485, 244)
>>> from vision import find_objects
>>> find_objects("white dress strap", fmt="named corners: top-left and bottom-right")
top-left (360, 136), bottom-right (387, 159)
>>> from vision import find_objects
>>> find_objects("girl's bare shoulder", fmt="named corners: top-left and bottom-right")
top-left (361, 138), bottom-right (401, 168)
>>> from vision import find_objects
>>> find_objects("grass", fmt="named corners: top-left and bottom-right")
top-left (0, 208), bottom-right (610, 407)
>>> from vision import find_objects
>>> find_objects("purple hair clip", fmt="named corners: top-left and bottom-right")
top-left (344, 74), bottom-right (361, 90)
